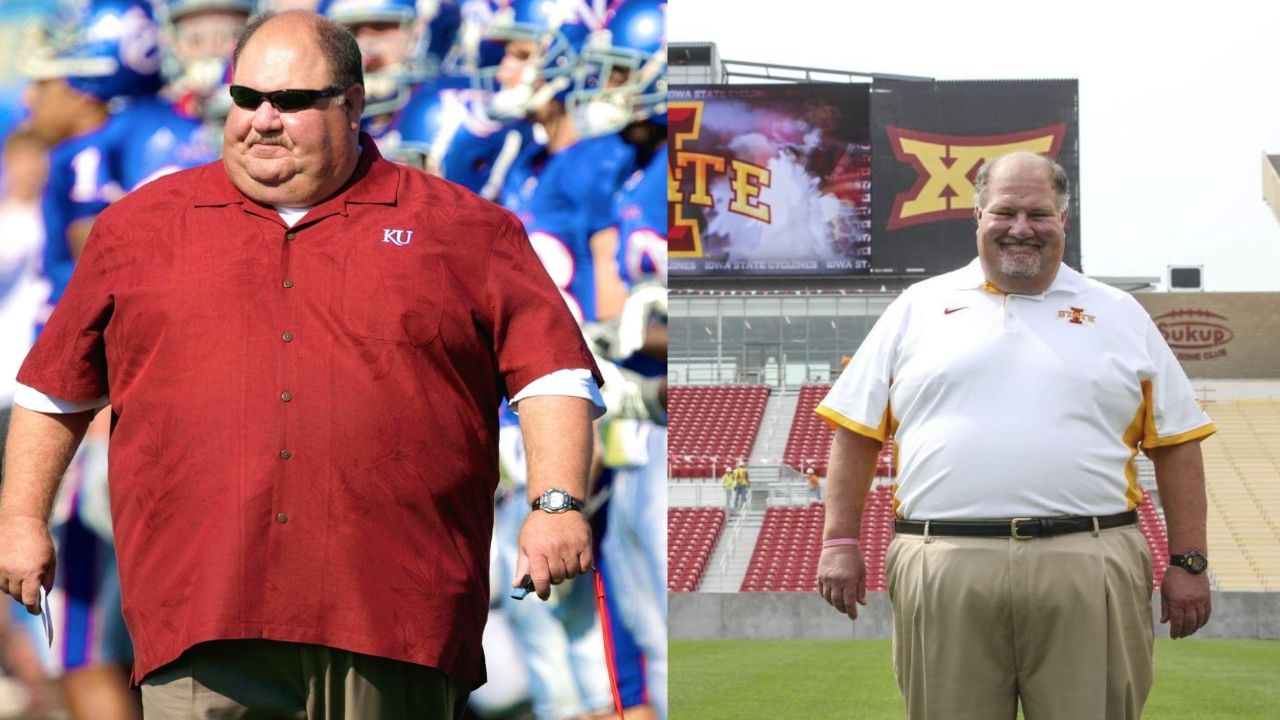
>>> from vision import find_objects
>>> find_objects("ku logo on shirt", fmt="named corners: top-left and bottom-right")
top-left (382, 228), bottom-right (414, 246)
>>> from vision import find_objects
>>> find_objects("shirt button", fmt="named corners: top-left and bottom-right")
top-left (281, 392), bottom-right (293, 402)
top-left (282, 279), bottom-right (295, 288)
top-left (279, 449), bottom-right (292, 459)
top-left (285, 232), bottom-right (297, 241)
top-left (276, 513), bottom-right (288, 524)
top-left (282, 332), bottom-right (294, 342)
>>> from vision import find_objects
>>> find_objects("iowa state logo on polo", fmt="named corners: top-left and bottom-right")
top-left (1057, 306), bottom-right (1096, 324)
top-left (885, 124), bottom-right (1067, 230)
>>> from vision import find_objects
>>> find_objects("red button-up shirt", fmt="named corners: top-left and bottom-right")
top-left (18, 135), bottom-right (600, 686)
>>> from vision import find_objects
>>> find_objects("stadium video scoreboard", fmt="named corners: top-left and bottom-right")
top-left (669, 79), bottom-right (1080, 278)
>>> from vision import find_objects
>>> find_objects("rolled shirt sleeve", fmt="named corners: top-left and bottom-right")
top-left (487, 215), bottom-right (604, 399)
top-left (503, 368), bottom-right (605, 419)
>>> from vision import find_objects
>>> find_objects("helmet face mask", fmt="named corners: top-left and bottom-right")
top-left (322, 0), bottom-right (439, 118)
top-left (566, 0), bottom-right (666, 137)
top-left (474, 0), bottom-right (609, 120)
top-left (390, 78), bottom-right (522, 199)
top-left (20, 0), bottom-right (166, 105)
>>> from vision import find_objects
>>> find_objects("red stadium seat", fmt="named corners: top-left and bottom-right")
top-left (667, 507), bottom-right (727, 592)
top-left (668, 385), bottom-right (771, 478)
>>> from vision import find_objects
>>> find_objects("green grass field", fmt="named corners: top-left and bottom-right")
top-left (671, 639), bottom-right (1280, 719)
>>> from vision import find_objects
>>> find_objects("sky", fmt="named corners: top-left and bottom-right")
top-left (670, 0), bottom-right (1280, 291)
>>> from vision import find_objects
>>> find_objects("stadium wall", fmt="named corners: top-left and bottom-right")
top-left (670, 592), bottom-right (1280, 640)
top-left (1132, 293), bottom-right (1280, 378)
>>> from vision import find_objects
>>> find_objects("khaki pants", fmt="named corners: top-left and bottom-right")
top-left (886, 526), bottom-right (1154, 720)
top-left (140, 640), bottom-right (469, 720)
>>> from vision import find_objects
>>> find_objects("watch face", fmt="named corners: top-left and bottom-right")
top-left (1175, 551), bottom-right (1208, 574)
top-left (1184, 552), bottom-right (1208, 573)
top-left (543, 490), bottom-right (569, 511)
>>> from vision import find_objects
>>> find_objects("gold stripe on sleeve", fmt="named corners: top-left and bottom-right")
top-left (816, 404), bottom-right (888, 442)
top-left (1143, 423), bottom-right (1218, 449)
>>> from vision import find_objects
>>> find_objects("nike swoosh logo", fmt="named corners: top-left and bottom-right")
top-left (944, 307), bottom-right (969, 315)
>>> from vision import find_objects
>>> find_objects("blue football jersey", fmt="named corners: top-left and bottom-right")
top-left (389, 78), bottom-right (533, 200)
top-left (500, 133), bottom-right (636, 324)
top-left (42, 97), bottom-right (209, 306)
top-left (614, 145), bottom-right (666, 286)
top-left (42, 121), bottom-right (123, 304)
top-left (110, 96), bottom-right (214, 190)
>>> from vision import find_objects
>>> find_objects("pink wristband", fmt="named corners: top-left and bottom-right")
top-left (822, 538), bottom-right (861, 549)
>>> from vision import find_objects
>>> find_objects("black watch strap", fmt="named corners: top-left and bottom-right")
top-left (1169, 549), bottom-right (1209, 575)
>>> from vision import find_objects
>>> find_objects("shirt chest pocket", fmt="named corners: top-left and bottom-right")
top-left (340, 241), bottom-right (442, 346)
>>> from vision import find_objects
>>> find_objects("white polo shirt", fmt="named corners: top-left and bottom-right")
top-left (818, 258), bottom-right (1215, 520)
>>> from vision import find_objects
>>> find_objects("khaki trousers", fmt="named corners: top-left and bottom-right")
top-left (885, 526), bottom-right (1154, 720)
top-left (140, 640), bottom-right (469, 720)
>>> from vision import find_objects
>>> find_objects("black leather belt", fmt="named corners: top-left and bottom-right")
top-left (894, 510), bottom-right (1137, 539)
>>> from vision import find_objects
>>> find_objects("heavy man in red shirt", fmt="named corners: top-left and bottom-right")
top-left (0, 10), bottom-right (604, 719)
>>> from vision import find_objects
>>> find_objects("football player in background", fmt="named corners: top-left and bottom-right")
top-left (481, 2), bottom-right (664, 719)
top-left (321, 0), bottom-right (462, 145)
top-left (386, 2), bottom-right (532, 199)
top-left (22, 0), bottom-right (207, 311)
top-left (160, 0), bottom-right (255, 122)
top-left (390, 75), bottom-right (530, 199)
top-left (484, 0), bottom-right (636, 324)
top-left (0, 129), bottom-right (49, 438)
top-left (12, 3), bottom-right (216, 718)
top-left (569, 2), bottom-right (668, 717)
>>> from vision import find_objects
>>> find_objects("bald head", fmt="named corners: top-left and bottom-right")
top-left (232, 10), bottom-right (363, 92)
top-left (222, 8), bottom-right (367, 206)
top-left (974, 152), bottom-right (1071, 214)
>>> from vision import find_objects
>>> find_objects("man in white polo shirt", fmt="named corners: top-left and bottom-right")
top-left (816, 151), bottom-right (1214, 720)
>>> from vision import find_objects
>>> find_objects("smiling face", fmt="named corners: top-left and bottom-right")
top-left (974, 153), bottom-right (1068, 294)
top-left (222, 13), bottom-right (364, 206)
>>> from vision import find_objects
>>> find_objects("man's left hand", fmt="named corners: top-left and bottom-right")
top-left (1160, 567), bottom-right (1211, 639)
top-left (514, 510), bottom-right (593, 601)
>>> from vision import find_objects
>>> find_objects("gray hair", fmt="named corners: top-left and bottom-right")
top-left (232, 10), bottom-right (364, 91)
top-left (973, 152), bottom-right (1071, 213)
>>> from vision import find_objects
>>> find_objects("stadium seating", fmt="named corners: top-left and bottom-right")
top-left (740, 486), bottom-right (896, 592)
top-left (1197, 399), bottom-right (1280, 591)
top-left (782, 385), bottom-right (834, 476)
top-left (669, 385), bottom-right (770, 477)
top-left (668, 507), bottom-right (726, 592)
top-left (781, 384), bottom-right (894, 477)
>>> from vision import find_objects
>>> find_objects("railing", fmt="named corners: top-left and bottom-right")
top-left (713, 510), bottom-right (750, 591)
top-left (669, 366), bottom-right (841, 387)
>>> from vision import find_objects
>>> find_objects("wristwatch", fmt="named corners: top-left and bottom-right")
top-left (1169, 549), bottom-right (1209, 575)
top-left (532, 488), bottom-right (585, 514)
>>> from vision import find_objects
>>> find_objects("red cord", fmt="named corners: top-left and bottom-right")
top-left (594, 569), bottom-right (626, 719)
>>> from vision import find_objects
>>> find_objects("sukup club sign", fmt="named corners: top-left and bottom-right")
top-left (1134, 294), bottom-right (1280, 379)
top-left (1154, 309), bottom-right (1234, 361)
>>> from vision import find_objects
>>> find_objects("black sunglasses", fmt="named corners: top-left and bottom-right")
top-left (228, 85), bottom-right (347, 112)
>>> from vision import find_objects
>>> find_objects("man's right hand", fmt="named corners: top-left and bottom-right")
top-left (817, 545), bottom-right (867, 620)
top-left (0, 515), bottom-right (56, 614)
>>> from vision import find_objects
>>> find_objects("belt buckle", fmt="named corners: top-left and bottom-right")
top-left (1010, 517), bottom-right (1034, 540)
